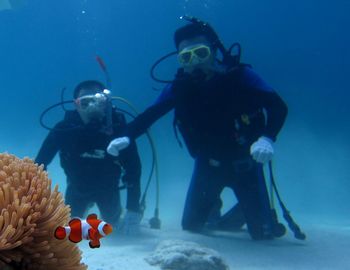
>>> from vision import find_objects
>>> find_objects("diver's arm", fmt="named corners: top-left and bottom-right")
top-left (107, 85), bottom-right (175, 157)
top-left (257, 91), bottom-right (288, 141)
top-left (241, 67), bottom-right (288, 141)
top-left (35, 130), bottom-right (60, 169)
top-left (125, 85), bottom-right (176, 140)
top-left (119, 140), bottom-right (142, 212)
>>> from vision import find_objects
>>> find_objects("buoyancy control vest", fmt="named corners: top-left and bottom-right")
top-left (173, 65), bottom-right (266, 160)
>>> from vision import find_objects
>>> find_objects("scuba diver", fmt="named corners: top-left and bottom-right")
top-left (107, 18), bottom-right (290, 240)
top-left (35, 80), bottom-right (143, 234)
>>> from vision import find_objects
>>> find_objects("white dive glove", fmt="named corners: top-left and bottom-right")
top-left (250, 136), bottom-right (274, 164)
top-left (107, 137), bottom-right (130, 156)
top-left (119, 211), bottom-right (142, 235)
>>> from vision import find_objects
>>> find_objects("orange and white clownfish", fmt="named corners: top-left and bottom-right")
top-left (54, 213), bottom-right (113, 248)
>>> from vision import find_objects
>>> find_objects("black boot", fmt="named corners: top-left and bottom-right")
top-left (207, 203), bottom-right (246, 231)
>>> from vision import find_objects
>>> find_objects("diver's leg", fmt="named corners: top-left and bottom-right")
top-left (65, 183), bottom-right (91, 218)
top-left (215, 202), bottom-right (246, 231)
top-left (206, 198), bottom-right (223, 227)
top-left (95, 185), bottom-right (121, 227)
top-left (206, 166), bottom-right (246, 231)
top-left (181, 157), bottom-right (224, 232)
top-left (230, 159), bottom-right (275, 240)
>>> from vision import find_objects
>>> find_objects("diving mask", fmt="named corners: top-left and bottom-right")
top-left (75, 89), bottom-right (111, 123)
top-left (178, 44), bottom-right (211, 66)
top-left (76, 89), bottom-right (110, 109)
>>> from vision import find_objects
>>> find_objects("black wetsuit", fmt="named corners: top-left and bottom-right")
top-left (35, 110), bottom-right (141, 225)
top-left (126, 66), bottom-right (288, 239)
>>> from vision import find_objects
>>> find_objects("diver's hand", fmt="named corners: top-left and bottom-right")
top-left (250, 136), bottom-right (274, 164)
top-left (119, 211), bottom-right (142, 235)
top-left (107, 137), bottom-right (130, 157)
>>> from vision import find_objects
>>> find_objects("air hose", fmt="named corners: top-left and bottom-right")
top-left (111, 97), bottom-right (161, 229)
top-left (268, 161), bottom-right (306, 240)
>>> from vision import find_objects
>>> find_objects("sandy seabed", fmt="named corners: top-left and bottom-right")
top-left (80, 219), bottom-right (350, 270)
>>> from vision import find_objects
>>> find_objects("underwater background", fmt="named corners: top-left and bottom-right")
top-left (0, 0), bottom-right (349, 257)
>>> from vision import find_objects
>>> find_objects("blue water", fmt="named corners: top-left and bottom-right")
top-left (0, 0), bottom-right (349, 267)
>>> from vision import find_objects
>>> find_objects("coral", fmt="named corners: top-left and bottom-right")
top-left (145, 239), bottom-right (230, 270)
top-left (0, 153), bottom-right (87, 270)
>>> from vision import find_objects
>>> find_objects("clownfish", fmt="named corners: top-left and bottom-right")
top-left (54, 213), bottom-right (113, 248)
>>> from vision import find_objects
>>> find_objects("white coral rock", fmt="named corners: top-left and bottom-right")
top-left (145, 240), bottom-right (230, 270)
